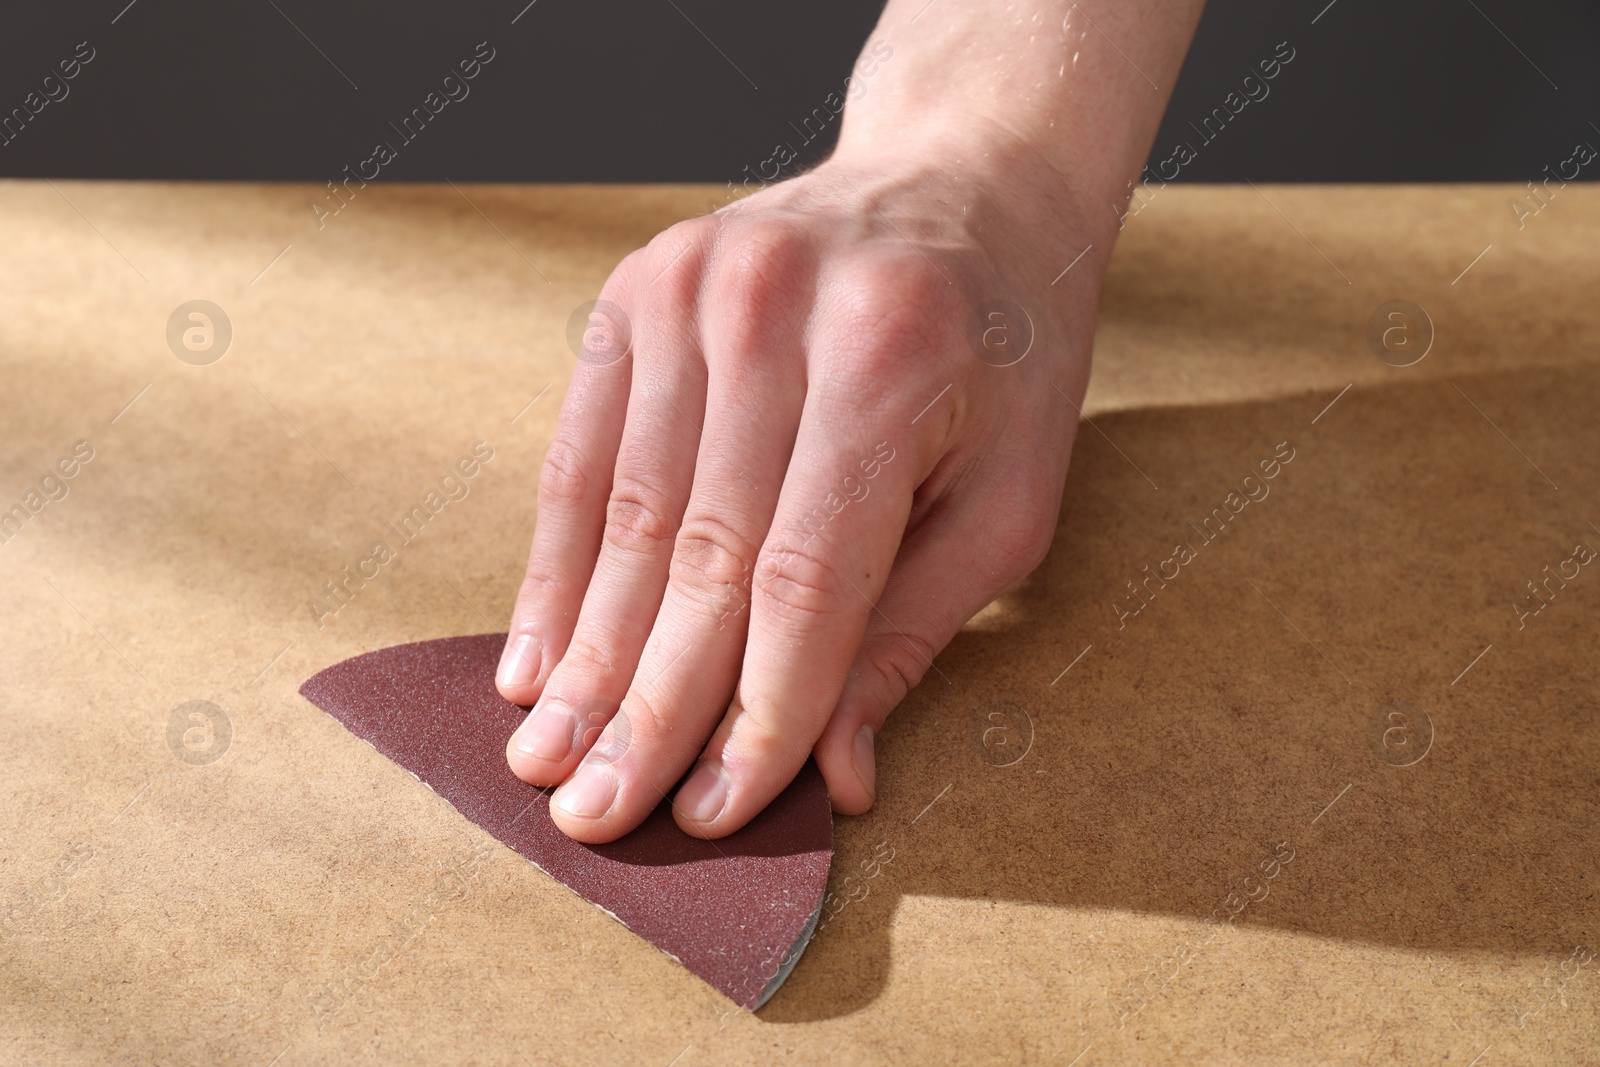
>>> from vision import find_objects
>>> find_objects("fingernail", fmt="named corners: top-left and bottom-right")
top-left (675, 761), bottom-right (727, 824)
top-left (553, 762), bottom-right (617, 819)
top-left (512, 701), bottom-right (575, 761)
top-left (498, 633), bottom-right (539, 690)
top-left (852, 723), bottom-right (876, 799)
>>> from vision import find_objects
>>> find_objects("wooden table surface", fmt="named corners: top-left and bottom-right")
top-left (2, 180), bottom-right (1597, 1065)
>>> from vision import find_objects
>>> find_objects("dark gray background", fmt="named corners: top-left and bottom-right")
top-left (1, 0), bottom-right (1596, 183)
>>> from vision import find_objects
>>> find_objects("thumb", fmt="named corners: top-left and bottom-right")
top-left (812, 483), bottom-right (1056, 814)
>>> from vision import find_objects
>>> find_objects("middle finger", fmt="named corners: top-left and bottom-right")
top-left (548, 228), bottom-right (814, 839)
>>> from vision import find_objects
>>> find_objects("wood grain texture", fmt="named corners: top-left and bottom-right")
top-left (0, 180), bottom-right (1595, 1065)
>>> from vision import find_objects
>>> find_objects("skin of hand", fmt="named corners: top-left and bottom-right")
top-left (497, 0), bottom-right (1206, 843)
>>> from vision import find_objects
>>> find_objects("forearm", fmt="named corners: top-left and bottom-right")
top-left (834, 0), bottom-right (1206, 245)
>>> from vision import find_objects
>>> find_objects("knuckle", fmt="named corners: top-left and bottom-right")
top-left (557, 636), bottom-right (618, 679)
top-left (702, 226), bottom-right (809, 385)
top-left (604, 477), bottom-right (679, 555)
top-left (644, 217), bottom-right (716, 287)
top-left (593, 248), bottom-right (647, 308)
top-left (617, 688), bottom-right (670, 752)
top-left (727, 704), bottom-right (793, 767)
top-left (754, 540), bottom-right (849, 630)
top-left (671, 516), bottom-right (758, 613)
top-left (517, 556), bottom-right (560, 602)
top-left (847, 254), bottom-right (956, 325)
top-left (670, 213), bottom-right (720, 246)
top-left (861, 630), bottom-right (939, 706)
top-left (608, 247), bottom-right (648, 288)
top-left (996, 526), bottom-right (1052, 579)
top-left (713, 226), bottom-right (806, 322)
top-left (832, 257), bottom-right (958, 382)
top-left (538, 437), bottom-right (591, 507)
top-left (986, 491), bottom-right (1056, 579)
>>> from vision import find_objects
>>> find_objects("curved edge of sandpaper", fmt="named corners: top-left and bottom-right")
top-left (754, 893), bottom-right (826, 1010)
top-left (297, 633), bottom-right (833, 1010)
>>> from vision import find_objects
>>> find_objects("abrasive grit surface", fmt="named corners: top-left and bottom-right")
top-left (299, 633), bottom-right (833, 1009)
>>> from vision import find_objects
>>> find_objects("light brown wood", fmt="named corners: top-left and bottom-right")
top-left (1, 180), bottom-right (1595, 1064)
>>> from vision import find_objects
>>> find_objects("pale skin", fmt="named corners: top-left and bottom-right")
top-left (497, 0), bottom-right (1208, 843)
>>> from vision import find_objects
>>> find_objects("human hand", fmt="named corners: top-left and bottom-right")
top-left (494, 0), bottom-right (1204, 842)
top-left (495, 138), bottom-right (1110, 842)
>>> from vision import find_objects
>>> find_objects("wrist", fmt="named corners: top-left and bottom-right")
top-left (826, 111), bottom-right (1121, 282)
top-left (826, 0), bottom-right (1207, 266)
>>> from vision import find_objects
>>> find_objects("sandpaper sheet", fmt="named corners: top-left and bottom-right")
top-left (298, 633), bottom-right (832, 1010)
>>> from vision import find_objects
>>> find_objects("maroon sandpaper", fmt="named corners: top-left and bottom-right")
top-left (298, 633), bottom-right (833, 1009)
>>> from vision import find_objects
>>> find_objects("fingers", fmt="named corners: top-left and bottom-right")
top-left (671, 256), bottom-right (960, 838)
top-left (497, 256), bottom-right (641, 705)
top-left (505, 228), bottom-right (712, 786)
top-left (812, 468), bottom-right (1061, 815)
top-left (546, 226), bottom-right (814, 842)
